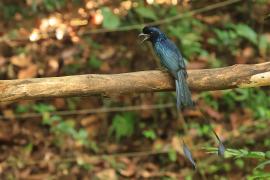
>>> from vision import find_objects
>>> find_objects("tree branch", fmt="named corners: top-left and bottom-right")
top-left (0, 62), bottom-right (270, 102)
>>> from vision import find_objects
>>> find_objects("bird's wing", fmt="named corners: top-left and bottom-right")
top-left (165, 39), bottom-right (186, 69)
top-left (155, 42), bottom-right (178, 74)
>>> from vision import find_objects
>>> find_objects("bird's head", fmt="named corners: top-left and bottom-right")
top-left (139, 26), bottom-right (166, 44)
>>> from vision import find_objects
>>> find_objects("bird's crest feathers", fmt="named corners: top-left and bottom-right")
top-left (142, 26), bottom-right (167, 43)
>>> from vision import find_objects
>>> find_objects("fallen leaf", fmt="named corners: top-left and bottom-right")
top-left (81, 115), bottom-right (98, 126)
top-left (0, 121), bottom-right (13, 141)
top-left (3, 109), bottom-right (14, 119)
top-left (187, 61), bottom-right (207, 69)
top-left (119, 159), bottom-right (136, 177)
top-left (11, 54), bottom-right (32, 67)
top-left (18, 64), bottom-right (38, 79)
top-left (99, 46), bottom-right (115, 60)
top-left (48, 58), bottom-right (59, 72)
top-left (144, 162), bottom-right (158, 171)
top-left (96, 169), bottom-right (117, 180)
top-left (242, 47), bottom-right (254, 58)
top-left (80, 115), bottom-right (100, 137)
top-left (53, 98), bottom-right (65, 109)
top-left (0, 56), bottom-right (6, 66)
top-left (100, 62), bottom-right (110, 72)
top-left (140, 170), bottom-right (152, 178)
top-left (206, 14), bottom-right (229, 24)
top-left (203, 105), bottom-right (223, 120)
top-left (61, 47), bottom-right (79, 59)
top-left (171, 136), bottom-right (182, 153)
top-left (184, 109), bottom-right (202, 117)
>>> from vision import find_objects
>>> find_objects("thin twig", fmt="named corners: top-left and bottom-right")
top-left (0, 103), bottom-right (174, 120)
top-left (2, 0), bottom-right (241, 43)
top-left (81, 0), bottom-right (241, 35)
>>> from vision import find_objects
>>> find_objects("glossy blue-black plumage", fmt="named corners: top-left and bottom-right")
top-left (142, 27), bottom-right (193, 110)
top-left (212, 130), bottom-right (225, 158)
top-left (182, 139), bottom-right (196, 169)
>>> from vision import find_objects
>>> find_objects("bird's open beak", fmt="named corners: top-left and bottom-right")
top-left (138, 33), bottom-right (150, 43)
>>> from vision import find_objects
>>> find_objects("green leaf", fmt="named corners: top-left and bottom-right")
top-left (79, 163), bottom-right (93, 171)
top-left (63, 64), bottom-right (81, 74)
top-left (265, 151), bottom-right (270, 158)
top-left (135, 7), bottom-right (157, 20)
top-left (234, 24), bottom-right (257, 44)
top-left (143, 130), bottom-right (156, 140)
top-left (248, 172), bottom-right (270, 180)
top-left (42, 114), bottom-right (62, 125)
top-left (74, 129), bottom-right (88, 140)
top-left (88, 56), bottom-right (102, 69)
top-left (235, 159), bottom-right (245, 169)
top-left (73, 129), bottom-right (90, 146)
top-left (255, 160), bottom-right (270, 170)
top-left (88, 141), bottom-right (99, 153)
top-left (168, 149), bottom-right (177, 162)
top-left (43, 0), bottom-right (57, 11)
top-left (258, 35), bottom-right (269, 56)
top-left (109, 113), bottom-right (136, 140)
top-left (101, 7), bottom-right (120, 29)
top-left (43, 0), bottom-right (66, 11)
top-left (33, 103), bottom-right (55, 113)
top-left (16, 104), bottom-right (30, 113)
top-left (53, 120), bottom-right (76, 135)
top-left (23, 143), bottom-right (33, 155)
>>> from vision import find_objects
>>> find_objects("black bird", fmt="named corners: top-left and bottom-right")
top-left (139, 26), bottom-right (193, 110)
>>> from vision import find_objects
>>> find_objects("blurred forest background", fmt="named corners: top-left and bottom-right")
top-left (0, 0), bottom-right (270, 179)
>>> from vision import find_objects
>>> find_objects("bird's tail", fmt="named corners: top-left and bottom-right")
top-left (175, 70), bottom-right (193, 110)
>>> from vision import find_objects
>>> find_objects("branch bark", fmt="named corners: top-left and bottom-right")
top-left (0, 62), bottom-right (270, 102)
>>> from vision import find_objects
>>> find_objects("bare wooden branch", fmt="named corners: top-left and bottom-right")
top-left (0, 62), bottom-right (270, 102)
